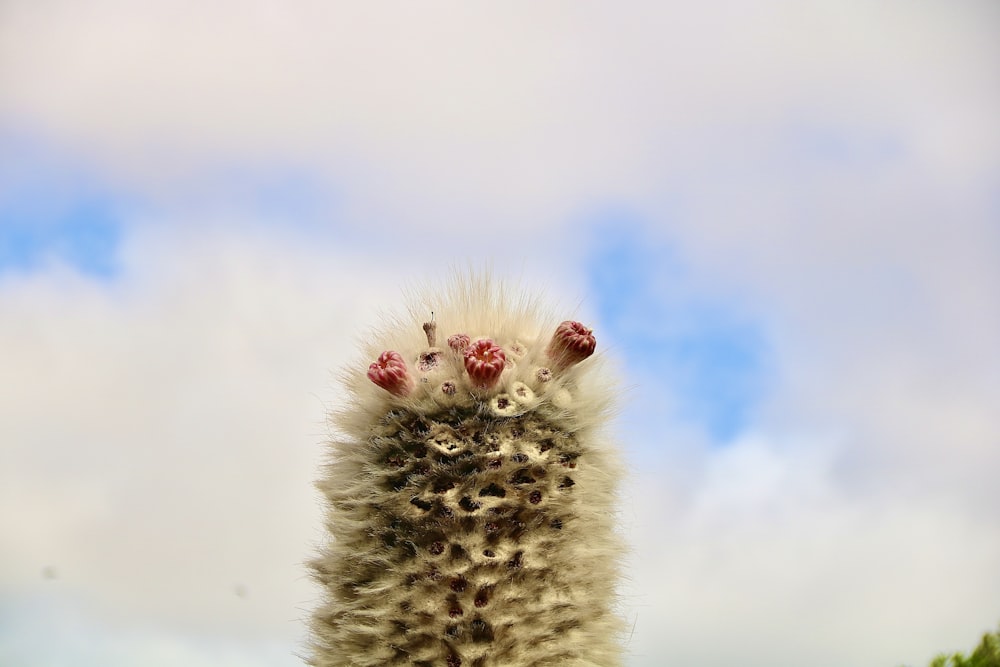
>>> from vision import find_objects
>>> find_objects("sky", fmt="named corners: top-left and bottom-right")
top-left (1, 1), bottom-right (999, 666)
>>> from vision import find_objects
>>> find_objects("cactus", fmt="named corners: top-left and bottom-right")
top-left (309, 276), bottom-right (624, 666)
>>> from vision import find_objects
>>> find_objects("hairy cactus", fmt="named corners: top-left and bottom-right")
top-left (309, 277), bottom-right (624, 666)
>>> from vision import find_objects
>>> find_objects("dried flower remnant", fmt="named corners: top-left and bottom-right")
top-left (448, 333), bottom-right (471, 352)
top-left (423, 319), bottom-right (438, 347)
top-left (418, 350), bottom-right (443, 372)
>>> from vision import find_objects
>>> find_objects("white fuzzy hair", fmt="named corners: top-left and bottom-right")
top-left (309, 271), bottom-right (625, 666)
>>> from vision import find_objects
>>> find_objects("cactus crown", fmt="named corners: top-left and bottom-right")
top-left (310, 276), bottom-right (624, 667)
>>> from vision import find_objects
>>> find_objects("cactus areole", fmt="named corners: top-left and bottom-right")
top-left (309, 277), bottom-right (624, 666)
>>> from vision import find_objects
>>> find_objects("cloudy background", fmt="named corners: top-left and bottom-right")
top-left (1, 1), bottom-right (998, 666)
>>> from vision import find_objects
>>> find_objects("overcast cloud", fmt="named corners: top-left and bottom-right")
top-left (1, 2), bottom-right (999, 666)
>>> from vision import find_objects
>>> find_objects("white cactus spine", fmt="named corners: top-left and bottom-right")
top-left (309, 276), bottom-right (625, 666)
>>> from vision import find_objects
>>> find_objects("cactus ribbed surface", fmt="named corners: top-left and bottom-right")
top-left (309, 277), bottom-right (624, 666)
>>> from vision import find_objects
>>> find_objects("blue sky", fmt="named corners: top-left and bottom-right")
top-left (0, 199), bottom-right (121, 279)
top-left (1, 3), bottom-right (998, 667)
top-left (586, 215), bottom-right (770, 442)
top-left (0, 136), bottom-right (122, 278)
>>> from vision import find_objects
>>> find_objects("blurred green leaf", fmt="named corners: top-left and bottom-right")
top-left (910, 626), bottom-right (1000, 667)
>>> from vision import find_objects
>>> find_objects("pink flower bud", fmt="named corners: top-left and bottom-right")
top-left (547, 321), bottom-right (596, 371)
top-left (367, 350), bottom-right (413, 396)
top-left (463, 339), bottom-right (506, 389)
top-left (447, 333), bottom-right (471, 352)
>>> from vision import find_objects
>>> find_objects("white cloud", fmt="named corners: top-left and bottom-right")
top-left (1, 1), bottom-right (999, 665)
top-left (2, 1), bottom-right (997, 230)
top-left (621, 434), bottom-right (1000, 667)
top-left (0, 225), bottom-right (398, 640)
top-left (0, 589), bottom-right (301, 667)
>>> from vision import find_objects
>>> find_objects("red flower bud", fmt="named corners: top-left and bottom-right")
top-left (463, 339), bottom-right (506, 389)
top-left (367, 350), bottom-right (413, 396)
top-left (547, 321), bottom-right (596, 371)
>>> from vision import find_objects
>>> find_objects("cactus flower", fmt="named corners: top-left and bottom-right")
top-left (463, 338), bottom-right (506, 389)
top-left (367, 350), bottom-right (413, 396)
top-left (547, 320), bottom-right (596, 371)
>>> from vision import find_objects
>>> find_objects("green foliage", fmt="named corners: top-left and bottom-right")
top-left (918, 625), bottom-right (1000, 667)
